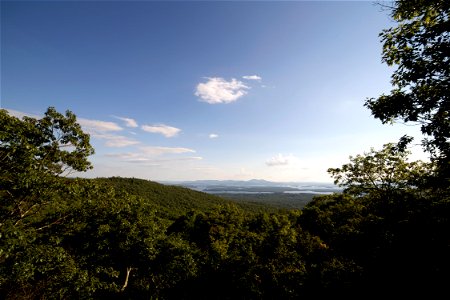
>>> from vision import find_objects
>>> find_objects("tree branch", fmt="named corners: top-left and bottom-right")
top-left (35, 214), bottom-right (70, 231)
top-left (121, 267), bottom-right (133, 292)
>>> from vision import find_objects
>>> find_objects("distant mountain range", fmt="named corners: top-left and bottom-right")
top-left (162, 179), bottom-right (341, 195)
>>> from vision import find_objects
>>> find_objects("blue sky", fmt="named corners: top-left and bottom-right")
top-left (1, 1), bottom-right (426, 182)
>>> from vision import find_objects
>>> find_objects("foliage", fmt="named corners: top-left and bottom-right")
top-left (328, 142), bottom-right (432, 197)
top-left (365, 0), bottom-right (450, 173)
top-left (299, 190), bottom-right (450, 295)
top-left (1, 178), bottom-right (164, 299)
top-left (0, 107), bottom-right (93, 177)
top-left (0, 108), bottom-right (94, 229)
top-left (164, 205), bottom-right (326, 299)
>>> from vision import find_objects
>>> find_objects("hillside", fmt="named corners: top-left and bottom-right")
top-left (94, 177), bottom-right (279, 219)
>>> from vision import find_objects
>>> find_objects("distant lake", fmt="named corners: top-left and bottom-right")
top-left (283, 191), bottom-right (334, 195)
top-left (176, 180), bottom-right (342, 195)
top-left (206, 190), bottom-right (336, 195)
top-left (207, 191), bottom-right (274, 194)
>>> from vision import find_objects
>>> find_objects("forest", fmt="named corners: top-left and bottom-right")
top-left (1, 1), bottom-right (449, 298)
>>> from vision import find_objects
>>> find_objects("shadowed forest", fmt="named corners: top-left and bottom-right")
top-left (1, 1), bottom-right (449, 298)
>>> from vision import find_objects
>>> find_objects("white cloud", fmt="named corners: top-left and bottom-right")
top-left (141, 124), bottom-right (181, 138)
top-left (78, 118), bottom-right (122, 133)
top-left (92, 134), bottom-right (140, 147)
top-left (106, 146), bottom-right (199, 163)
top-left (106, 152), bottom-right (140, 160)
top-left (242, 75), bottom-right (262, 81)
top-left (122, 156), bottom-right (202, 164)
top-left (155, 156), bottom-right (202, 162)
top-left (209, 133), bottom-right (219, 139)
top-left (140, 146), bottom-right (195, 156)
top-left (266, 154), bottom-right (298, 167)
top-left (195, 77), bottom-right (249, 104)
top-left (112, 116), bottom-right (138, 128)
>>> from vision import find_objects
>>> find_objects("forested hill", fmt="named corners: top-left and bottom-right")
top-left (96, 177), bottom-right (230, 219)
top-left (94, 177), bottom-right (279, 219)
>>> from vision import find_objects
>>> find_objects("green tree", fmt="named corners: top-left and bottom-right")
top-left (0, 107), bottom-right (94, 227)
top-left (328, 143), bottom-right (431, 197)
top-left (365, 0), bottom-right (450, 174)
top-left (0, 108), bottom-right (96, 298)
top-left (0, 107), bottom-right (94, 177)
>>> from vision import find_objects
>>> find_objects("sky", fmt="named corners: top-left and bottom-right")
top-left (1, 1), bottom-right (427, 182)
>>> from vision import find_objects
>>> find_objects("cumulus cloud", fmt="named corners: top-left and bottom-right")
top-left (195, 77), bottom-right (249, 104)
top-left (209, 133), bottom-right (219, 139)
top-left (242, 75), bottom-right (262, 81)
top-left (266, 154), bottom-right (298, 167)
top-left (112, 116), bottom-right (138, 128)
top-left (141, 124), bottom-right (181, 137)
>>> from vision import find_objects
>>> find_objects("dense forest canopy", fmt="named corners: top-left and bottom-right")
top-left (1, 1), bottom-right (449, 298)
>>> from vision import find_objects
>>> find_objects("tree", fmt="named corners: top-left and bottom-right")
top-left (0, 108), bottom-right (97, 298)
top-left (365, 0), bottom-right (450, 175)
top-left (0, 107), bottom-right (94, 226)
top-left (0, 107), bottom-right (94, 177)
top-left (328, 143), bottom-right (431, 197)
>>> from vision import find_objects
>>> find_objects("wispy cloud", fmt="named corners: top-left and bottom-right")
top-left (106, 146), bottom-right (199, 163)
top-left (266, 154), bottom-right (298, 167)
top-left (112, 116), bottom-right (138, 128)
top-left (93, 134), bottom-right (140, 147)
top-left (116, 156), bottom-right (202, 164)
top-left (139, 146), bottom-right (195, 156)
top-left (195, 77), bottom-right (249, 104)
top-left (153, 156), bottom-right (202, 163)
top-left (141, 124), bottom-right (181, 137)
top-left (78, 118), bottom-right (123, 133)
top-left (5, 108), bottom-right (41, 119)
top-left (242, 75), bottom-right (262, 81)
top-left (209, 133), bottom-right (219, 139)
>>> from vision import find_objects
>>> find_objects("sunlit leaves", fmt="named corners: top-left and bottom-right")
top-left (365, 0), bottom-right (450, 173)
top-left (328, 143), bottom-right (432, 197)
